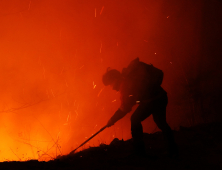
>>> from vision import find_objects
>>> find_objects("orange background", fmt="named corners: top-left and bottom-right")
top-left (0, 0), bottom-right (221, 161)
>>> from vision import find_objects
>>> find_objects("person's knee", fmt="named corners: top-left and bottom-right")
top-left (159, 123), bottom-right (172, 133)
top-left (130, 113), bottom-right (140, 126)
top-left (131, 119), bottom-right (142, 130)
top-left (131, 118), bottom-right (143, 133)
top-left (154, 117), bottom-right (170, 131)
top-left (130, 113), bottom-right (139, 122)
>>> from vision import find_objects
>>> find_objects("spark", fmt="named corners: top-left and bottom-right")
top-left (28, 1), bottom-right (31, 10)
top-left (57, 132), bottom-right (61, 139)
top-left (64, 113), bottom-right (71, 125)
top-left (167, 16), bottom-right (169, 18)
top-left (112, 99), bottom-right (116, 102)
top-left (136, 101), bottom-right (140, 104)
top-left (95, 8), bottom-right (97, 17)
top-left (97, 88), bottom-right (104, 97)
top-left (67, 114), bottom-right (70, 121)
top-left (100, 43), bottom-right (102, 53)
top-left (93, 81), bottom-right (96, 89)
top-left (170, 62), bottom-right (173, 64)
top-left (155, 53), bottom-right (157, 55)
top-left (79, 65), bottom-right (84, 69)
top-left (74, 104), bottom-right (79, 120)
top-left (129, 95), bottom-right (133, 97)
top-left (65, 80), bottom-right (68, 87)
top-left (100, 6), bottom-right (104, 15)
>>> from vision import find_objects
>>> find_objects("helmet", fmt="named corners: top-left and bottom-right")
top-left (102, 68), bottom-right (121, 86)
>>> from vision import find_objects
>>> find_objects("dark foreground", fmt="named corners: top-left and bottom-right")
top-left (1, 122), bottom-right (222, 170)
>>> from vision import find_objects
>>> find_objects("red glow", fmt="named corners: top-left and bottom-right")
top-left (100, 6), bottom-right (104, 15)
top-left (0, 0), bottom-right (204, 161)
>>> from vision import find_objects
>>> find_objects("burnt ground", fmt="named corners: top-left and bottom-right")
top-left (1, 122), bottom-right (222, 170)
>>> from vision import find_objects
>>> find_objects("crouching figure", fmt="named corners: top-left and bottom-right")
top-left (102, 58), bottom-right (178, 157)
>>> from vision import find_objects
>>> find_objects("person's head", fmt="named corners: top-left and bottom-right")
top-left (102, 68), bottom-right (122, 91)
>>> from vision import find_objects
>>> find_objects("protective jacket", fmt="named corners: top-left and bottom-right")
top-left (119, 58), bottom-right (165, 113)
top-left (108, 58), bottom-right (166, 125)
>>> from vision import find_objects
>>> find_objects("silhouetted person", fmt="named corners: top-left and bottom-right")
top-left (102, 58), bottom-right (178, 157)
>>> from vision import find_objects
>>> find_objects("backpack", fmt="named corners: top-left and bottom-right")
top-left (122, 58), bottom-right (164, 91)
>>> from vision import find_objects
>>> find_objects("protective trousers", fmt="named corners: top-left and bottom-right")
top-left (130, 92), bottom-right (177, 156)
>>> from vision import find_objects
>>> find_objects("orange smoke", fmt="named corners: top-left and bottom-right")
top-left (0, 0), bottom-right (202, 161)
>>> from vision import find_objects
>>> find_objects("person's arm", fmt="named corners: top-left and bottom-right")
top-left (106, 80), bottom-right (136, 127)
top-left (106, 109), bottom-right (128, 127)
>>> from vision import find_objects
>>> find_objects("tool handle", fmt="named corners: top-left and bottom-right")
top-left (69, 125), bottom-right (107, 154)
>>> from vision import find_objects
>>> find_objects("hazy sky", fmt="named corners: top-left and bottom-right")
top-left (0, 0), bottom-right (209, 161)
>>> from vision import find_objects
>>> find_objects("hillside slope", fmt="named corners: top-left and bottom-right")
top-left (1, 122), bottom-right (222, 170)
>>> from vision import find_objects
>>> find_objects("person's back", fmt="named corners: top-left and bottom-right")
top-left (122, 58), bottom-right (163, 94)
top-left (103, 58), bottom-right (178, 157)
top-left (119, 58), bottom-right (165, 113)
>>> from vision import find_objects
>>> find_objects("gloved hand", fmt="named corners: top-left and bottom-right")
top-left (106, 109), bottom-right (127, 127)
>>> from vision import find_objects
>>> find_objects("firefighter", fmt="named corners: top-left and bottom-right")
top-left (102, 58), bottom-right (178, 157)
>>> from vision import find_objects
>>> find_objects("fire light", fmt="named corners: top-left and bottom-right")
top-left (100, 6), bottom-right (104, 15)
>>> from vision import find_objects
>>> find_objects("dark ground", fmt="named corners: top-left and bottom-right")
top-left (1, 122), bottom-right (222, 170)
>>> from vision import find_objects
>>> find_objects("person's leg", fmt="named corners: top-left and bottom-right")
top-left (152, 96), bottom-right (178, 157)
top-left (130, 103), bottom-right (152, 155)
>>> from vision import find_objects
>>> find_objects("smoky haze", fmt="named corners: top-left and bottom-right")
top-left (0, 0), bottom-right (221, 161)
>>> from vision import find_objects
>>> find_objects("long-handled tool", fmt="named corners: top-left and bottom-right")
top-left (69, 125), bottom-right (107, 155)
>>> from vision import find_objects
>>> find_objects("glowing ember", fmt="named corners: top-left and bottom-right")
top-left (100, 6), bottom-right (104, 15)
